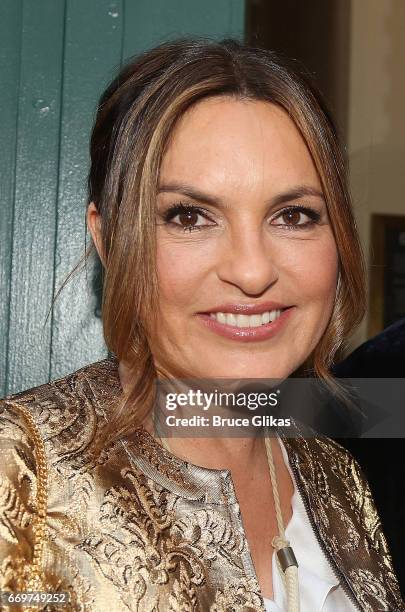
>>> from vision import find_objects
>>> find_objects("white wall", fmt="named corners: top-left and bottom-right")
top-left (346, 0), bottom-right (405, 352)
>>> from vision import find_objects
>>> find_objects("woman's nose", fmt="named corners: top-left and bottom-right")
top-left (216, 226), bottom-right (279, 295)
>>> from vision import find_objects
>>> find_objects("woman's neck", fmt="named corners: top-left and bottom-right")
top-left (119, 358), bottom-right (266, 472)
top-left (149, 422), bottom-right (263, 472)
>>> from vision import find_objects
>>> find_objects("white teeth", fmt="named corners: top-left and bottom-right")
top-left (249, 315), bottom-right (262, 328)
top-left (269, 310), bottom-right (278, 323)
top-left (216, 312), bottom-right (227, 324)
top-left (210, 310), bottom-right (283, 327)
top-left (236, 314), bottom-right (250, 327)
top-left (225, 313), bottom-right (237, 326)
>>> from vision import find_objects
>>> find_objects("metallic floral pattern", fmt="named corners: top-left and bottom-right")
top-left (0, 356), bottom-right (403, 611)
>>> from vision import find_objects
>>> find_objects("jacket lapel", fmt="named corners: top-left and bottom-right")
top-left (282, 434), bottom-right (404, 612)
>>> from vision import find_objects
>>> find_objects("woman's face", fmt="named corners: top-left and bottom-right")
top-left (155, 96), bottom-right (339, 379)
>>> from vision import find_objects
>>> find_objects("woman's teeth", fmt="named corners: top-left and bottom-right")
top-left (209, 310), bottom-right (283, 327)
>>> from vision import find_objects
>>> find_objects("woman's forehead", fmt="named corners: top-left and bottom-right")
top-left (158, 96), bottom-right (321, 198)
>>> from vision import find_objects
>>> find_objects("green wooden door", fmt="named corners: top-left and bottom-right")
top-left (0, 0), bottom-right (245, 396)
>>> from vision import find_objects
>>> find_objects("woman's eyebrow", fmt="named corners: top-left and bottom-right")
top-left (158, 181), bottom-right (325, 208)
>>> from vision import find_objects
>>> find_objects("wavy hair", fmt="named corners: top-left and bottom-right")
top-left (75, 37), bottom-right (366, 443)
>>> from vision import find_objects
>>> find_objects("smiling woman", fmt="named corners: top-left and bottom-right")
top-left (149, 98), bottom-right (338, 377)
top-left (0, 38), bottom-right (403, 612)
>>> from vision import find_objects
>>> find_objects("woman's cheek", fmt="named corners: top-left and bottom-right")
top-left (288, 234), bottom-right (338, 297)
top-left (156, 237), bottom-right (216, 309)
top-left (310, 239), bottom-right (339, 298)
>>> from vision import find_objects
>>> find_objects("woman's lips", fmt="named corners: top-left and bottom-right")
top-left (196, 306), bottom-right (295, 342)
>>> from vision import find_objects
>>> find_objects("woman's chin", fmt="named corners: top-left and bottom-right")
top-left (188, 361), bottom-right (292, 381)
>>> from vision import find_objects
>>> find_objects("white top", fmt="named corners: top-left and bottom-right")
top-left (263, 437), bottom-right (358, 612)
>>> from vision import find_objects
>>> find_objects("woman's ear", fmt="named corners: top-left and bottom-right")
top-left (87, 202), bottom-right (106, 266)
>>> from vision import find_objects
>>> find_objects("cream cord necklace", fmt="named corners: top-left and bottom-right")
top-left (157, 432), bottom-right (299, 611)
top-left (264, 435), bottom-right (300, 611)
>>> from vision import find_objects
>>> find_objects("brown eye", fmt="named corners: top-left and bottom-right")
top-left (178, 209), bottom-right (199, 227)
top-left (162, 204), bottom-right (216, 232)
top-left (282, 209), bottom-right (301, 226)
top-left (271, 205), bottom-right (320, 230)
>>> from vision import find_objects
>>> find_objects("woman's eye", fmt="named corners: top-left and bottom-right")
top-left (162, 204), bottom-right (215, 232)
top-left (271, 206), bottom-right (321, 230)
top-left (160, 203), bottom-right (321, 233)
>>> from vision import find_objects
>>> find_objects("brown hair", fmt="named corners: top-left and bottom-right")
top-left (82, 37), bottom-right (366, 442)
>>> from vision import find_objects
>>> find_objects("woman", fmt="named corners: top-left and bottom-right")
top-left (0, 38), bottom-right (403, 612)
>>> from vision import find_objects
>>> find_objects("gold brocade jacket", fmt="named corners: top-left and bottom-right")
top-left (0, 356), bottom-right (403, 612)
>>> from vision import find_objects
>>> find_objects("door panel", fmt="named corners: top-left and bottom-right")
top-left (0, 0), bottom-right (245, 395)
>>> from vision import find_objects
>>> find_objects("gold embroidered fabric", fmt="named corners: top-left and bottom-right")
top-left (0, 356), bottom-right (403, 611)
